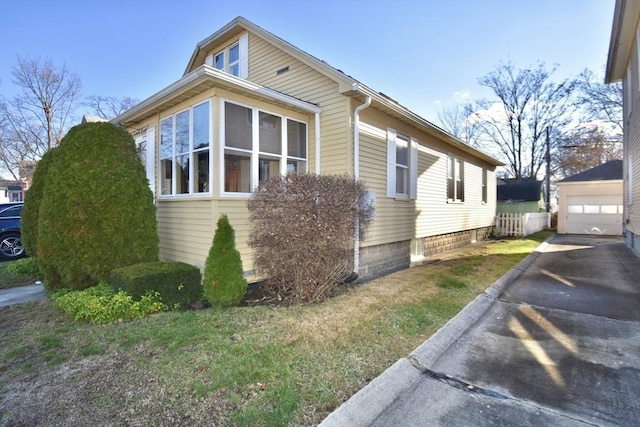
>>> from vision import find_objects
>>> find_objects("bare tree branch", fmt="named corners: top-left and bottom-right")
top-left (0, 56), bottom-right (81, 178)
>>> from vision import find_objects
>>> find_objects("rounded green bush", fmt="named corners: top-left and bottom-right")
top-left (22, 147), bottom-right (59, 258)
top-left (203, 215), bottom-right (247, 307)
top-left (37, 122), bottom-right (159, 291)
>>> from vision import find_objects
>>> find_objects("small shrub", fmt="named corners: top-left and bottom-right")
top-left (248, 173), bottom-right (374, 304)
top-left (203, 215), bottom-right (247, 307)
top-left (52, 282), bottom-right (167, 324)
top-left (110, 262), bottom-right (202, 309)
top-left (7, 257), bottom-right (42, 277)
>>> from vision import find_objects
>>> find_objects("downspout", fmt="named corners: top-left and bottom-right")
top-left (352, 91), bottom-right (372, 277)
top-left (315, 112), bottom-right (321, 173)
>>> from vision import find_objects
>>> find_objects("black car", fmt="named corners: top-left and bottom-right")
top-left (0, 202), bottom-right (25, 260)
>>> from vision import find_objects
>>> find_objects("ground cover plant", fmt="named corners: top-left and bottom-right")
top-left (0, 260), bottom-right (40, 290)
top-left (0, 232), bottom-right (553, 426)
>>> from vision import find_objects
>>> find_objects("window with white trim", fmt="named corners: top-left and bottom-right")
top-left (222, 100), bottom-right (307, 194)
top-left (447, 155), bottom-right (464, 202)
top-left (386, 128), bottom-right (417, 199)
top-left (205, 33), bottom-right (248, 78)
top-left (159, 100), bottom-right (211, 196)
top-left (482, 168), bottom-right (488, 203)
top-left (395, 134), bottom-right (409, 195)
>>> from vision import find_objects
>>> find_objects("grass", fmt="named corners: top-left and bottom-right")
top-left (0, 231), bottom-right (554, 426)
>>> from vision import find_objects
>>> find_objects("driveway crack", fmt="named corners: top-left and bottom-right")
top-left (406, 356), bottom-right (510, 400)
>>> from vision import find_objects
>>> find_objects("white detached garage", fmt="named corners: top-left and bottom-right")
top-left (558, 160), bottom-right (623, 235)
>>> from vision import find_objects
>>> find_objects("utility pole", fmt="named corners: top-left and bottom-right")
top-left (546, 127), bottom-right (551, 213)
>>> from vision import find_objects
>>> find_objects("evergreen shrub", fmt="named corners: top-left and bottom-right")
top-left (21, 147), bottom-right (58, 258)
top-left (37, 122), bottom-right (159, 291)
top-left (202, 215), bottom-right (247, 307)
top-left (110, 261), bottom-right (202, 309)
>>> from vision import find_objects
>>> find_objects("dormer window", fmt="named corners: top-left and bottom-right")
top-left (205, 34), bottom-right (248, 78)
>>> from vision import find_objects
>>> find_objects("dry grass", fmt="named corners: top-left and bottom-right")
top-left (0, 232), bottom-right (552, 426)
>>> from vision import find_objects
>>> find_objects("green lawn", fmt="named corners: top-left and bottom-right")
top-left (0, 231), bottom-right (553, 426)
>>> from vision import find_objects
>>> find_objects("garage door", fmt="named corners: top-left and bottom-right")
top-left (565, 195), bottom-right (623, 235)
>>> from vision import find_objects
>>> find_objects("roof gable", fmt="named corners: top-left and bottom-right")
top-left (184, 16), bottom-right (353, 86)
top-left (559, 160), bottom-right (623, 183)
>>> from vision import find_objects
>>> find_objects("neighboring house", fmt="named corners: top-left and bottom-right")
top-left (606, 1), bottom-right (640, 255)
top-left (113, 16), bottom-right (502, 280)
top-left (496, 180), bottom-right (544, 214)
top-left (0, 180), bottom-right (24, 203)
top-left (557, 160), bottom-right (623, 235)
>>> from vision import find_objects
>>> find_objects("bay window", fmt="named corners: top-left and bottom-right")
top-left (159, 100), bottom-right (211, 196)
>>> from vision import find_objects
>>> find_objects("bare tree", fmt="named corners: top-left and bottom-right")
top-left (84, 95), bottom-right (139, 120)
top-left (437, 103), bottom-right (479, 144)
top-left (576, 69), bottom-right (623, 133)
top-left (0, 56), bottom-right (81, 178)
top-left (555, 126), bottom-right (623, 179)
top-left (469, 62), bottom-right (578, 181)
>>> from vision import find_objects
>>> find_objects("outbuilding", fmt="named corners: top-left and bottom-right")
top-left (557, 160), bottom-right (623, 235)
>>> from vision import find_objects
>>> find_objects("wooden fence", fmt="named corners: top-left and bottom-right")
top-left (495, 212), bottom-right (550, 237)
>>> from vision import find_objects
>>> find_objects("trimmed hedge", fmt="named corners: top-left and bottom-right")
top-left (110, 261), bottom-right (202, 309)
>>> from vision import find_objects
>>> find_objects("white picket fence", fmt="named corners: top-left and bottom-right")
top-left (495, 212), bottom-right (550, 237)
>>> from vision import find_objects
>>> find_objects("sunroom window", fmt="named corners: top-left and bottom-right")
top-left (159, 100), bottom-right (211, 196)
top-left (223, 100), bottom-right (307, 194)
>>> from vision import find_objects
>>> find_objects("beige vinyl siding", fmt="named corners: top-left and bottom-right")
top-left (357, 108), bottom-right (497, 247)
top-left (157, 199), bottom-right (215, 268)
top-left (247, 34), bottom-right (351, 175)
top-left (626, 31), bottom-right (640, 238)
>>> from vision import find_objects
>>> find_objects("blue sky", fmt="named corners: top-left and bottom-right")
top-left (0, 0), bottom-right (616, 123)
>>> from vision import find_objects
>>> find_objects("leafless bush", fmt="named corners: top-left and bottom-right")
top-left (248, 173), bottom-right (374, 304)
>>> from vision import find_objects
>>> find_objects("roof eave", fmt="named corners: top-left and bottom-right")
top-left (348, 83), bottom-right (503, 167)
top-left (112, 65), bottom-right (320, 127)
top-left (606, 0), bottom-right (640, 83)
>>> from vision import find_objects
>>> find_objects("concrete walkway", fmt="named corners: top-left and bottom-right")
top-left (0, 282), bottom-right (46, 307)
top-left (320, 235), bottom-right (640, 426)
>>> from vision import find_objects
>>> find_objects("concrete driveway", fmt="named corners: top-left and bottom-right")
top-left (321, 235), bottom-right (640, 426)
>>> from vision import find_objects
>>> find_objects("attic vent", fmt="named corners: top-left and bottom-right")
top-left (276, 66), bottom-right (290, 75)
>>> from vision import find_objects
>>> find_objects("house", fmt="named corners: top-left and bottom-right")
top-left (113, 17), bottom-right (502, 280)
top-left (606, 1), bottom-right (640, 255)
top-left (0, 180), bottom-right (24, 203)
top-left (496, 180), bottom-right (545, 214)
top-left (557, 160), bottom-right (623, 235)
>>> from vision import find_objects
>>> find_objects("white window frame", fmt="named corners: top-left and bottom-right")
top-left (386, 127), bottom-right (417, 199)
top-left (481, 168), bottom-right (487, 204)
top-left (207, 33), bottom-right (248, 78)
top-left (158, 99), bottom-right (212, 198)
top-left (447, 155), bottom-right (464, 202)
top-left (220, 98), bottom-right (308, 197)
top-left (135, 127), bottom-right (156, 198)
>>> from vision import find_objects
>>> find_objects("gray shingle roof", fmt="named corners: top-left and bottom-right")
top-left (559, 160), bottom-right (623, 182)
top-left (497, 181), bottom-right (543, 202)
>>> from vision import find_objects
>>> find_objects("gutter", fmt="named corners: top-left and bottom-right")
top-left (352, 90), bottom-right (372, 275)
